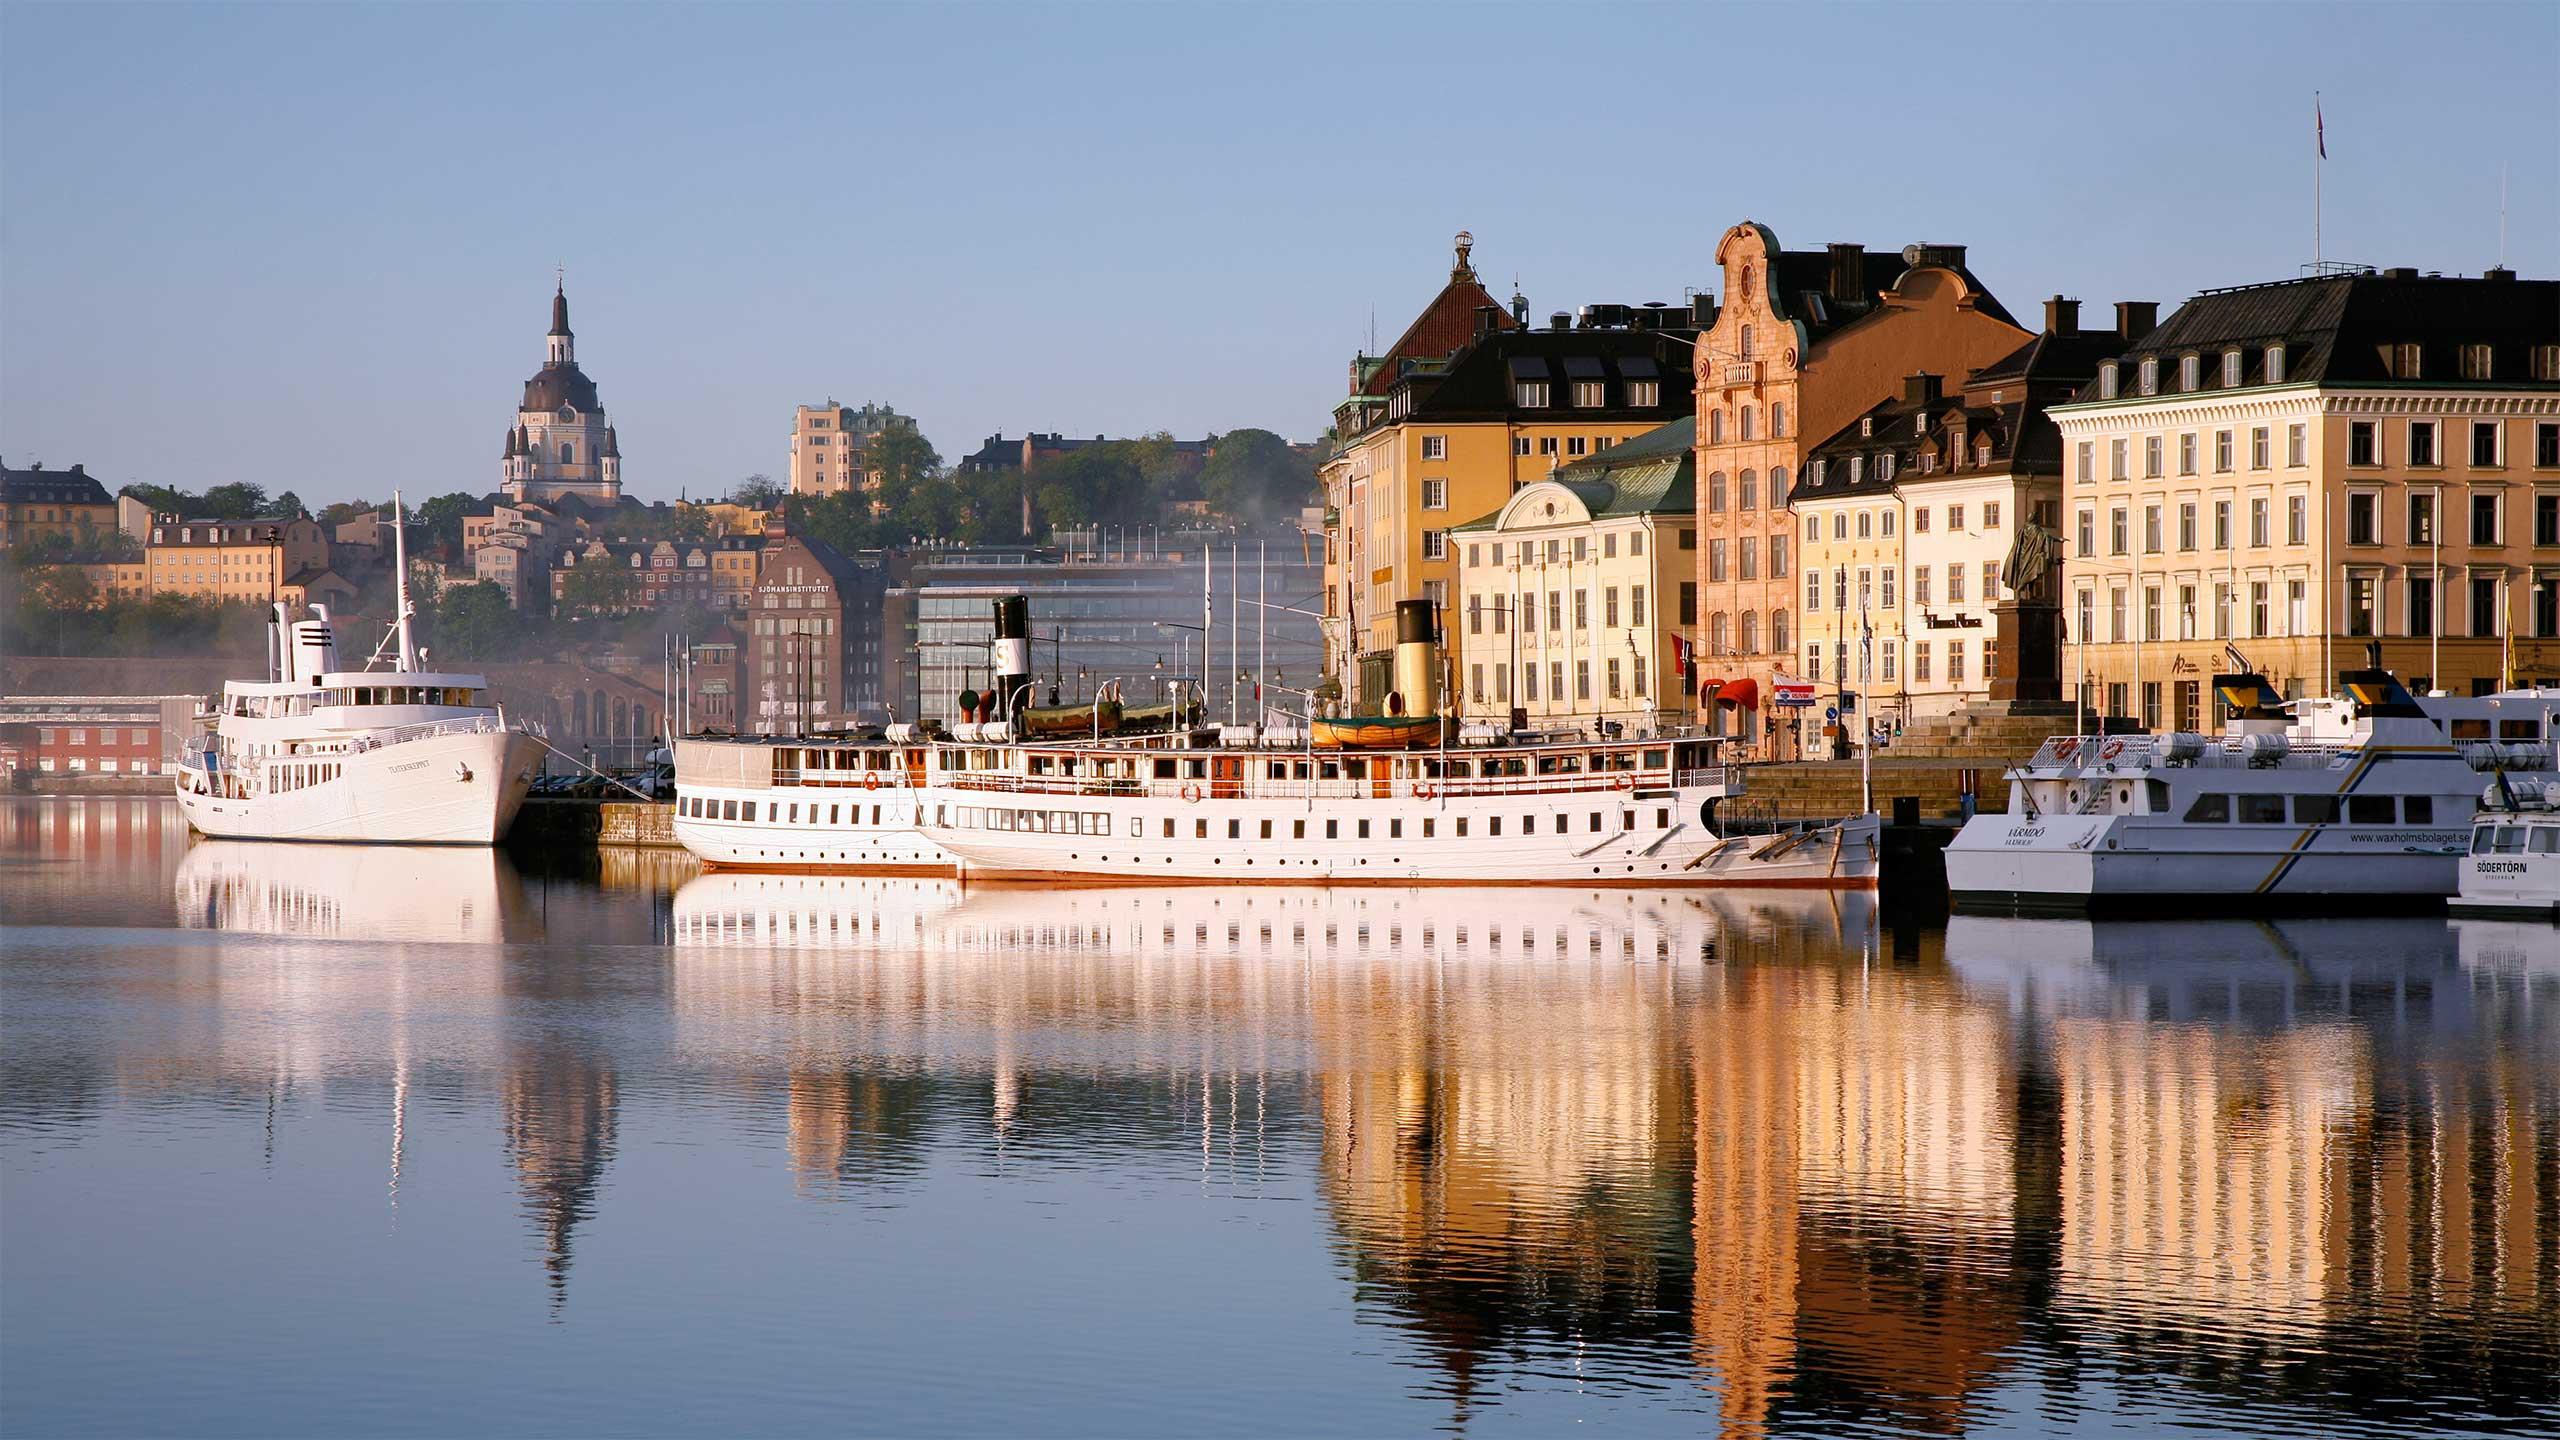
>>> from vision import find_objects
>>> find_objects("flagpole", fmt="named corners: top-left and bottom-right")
top-left (2314, 91), bottom-right (2324, 267)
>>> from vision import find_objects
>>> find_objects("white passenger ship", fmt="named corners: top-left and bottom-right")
top-left (915, 596), bottom-right (1877, 889)
top-left (1946, 656), bottom-right (2560, 913)
top-left (2452, 774), bottom-right (2560, 919)
top-left (173, 500), bottom-right (544, 845)
top-left (671, 734), bottom-right (953, 874)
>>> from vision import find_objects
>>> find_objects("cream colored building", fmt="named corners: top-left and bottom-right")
top-left (2057, 269), bottom-right (2560, 728)
top-left (788, 402), bottom-right (911, 499)
top-left (142, 514), bottom-right (328, 604)
top-left (1450, 421), bottom-right (1696, 728)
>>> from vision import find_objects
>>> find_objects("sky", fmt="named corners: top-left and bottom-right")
top-left (3, 2), bottom-right (2554, 510)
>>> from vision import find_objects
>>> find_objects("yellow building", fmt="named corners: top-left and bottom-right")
top-left (697, 500), bottom-right (773, 536)
top-left (1320, 233), bottom-right (1703, 706)
top-left (142, 513), bottom-right (329, 605)
top-left (788, 401), bottom-right (912, 499)
top-left (2, 462), bottom-right (118, 550)
top-left (2056, 269), bottom-right (2560, 727)
top-left (1451, 420), bottom-right (1698, 727)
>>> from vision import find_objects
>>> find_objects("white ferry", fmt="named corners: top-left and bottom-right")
top-left (173, 500), bottom-right (544, 845)
top-left (915, 597), bottom-right (1877, 890)
top-left (670, 734), bottom-right (952, 874)
top-left (2452, 775), bottom-right (2560, 919)
top-left (1946, 656), bottom-right (2560, 914)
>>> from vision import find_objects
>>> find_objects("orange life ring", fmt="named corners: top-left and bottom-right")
top-left (863, 771), bottom-right (882, 790)
top-left (1615, 773), bottom-right (1635, 791)
top-left (2099, 738), bottom-right (2126, 762)
top-left (1416, 783), bottom-right (1434, 800)
top-left (2052, 737), bottom-right (2080, 762)
top-left (1180, 782), bottom-right (1202, 803)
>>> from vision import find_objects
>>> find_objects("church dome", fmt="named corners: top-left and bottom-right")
top-left (522, 362), bottom-right (601, 414)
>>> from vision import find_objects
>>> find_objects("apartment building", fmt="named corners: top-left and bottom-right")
top-left (788, 402), bottom-right (914, 498)
top-left (1, 463), bottom-right (117, 550)
top-left (1321, 233), bottom-right (1702, 706)
top-left (1449, 419), bottom-right (1696, 729)
top-left (142, 513), bottom-right (329, 604)
top-left (1691, 223), bottom-right (2029, 754)
top-left (2057, 267), bottom-right (2560, 729)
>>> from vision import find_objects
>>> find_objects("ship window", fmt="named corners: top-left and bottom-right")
top-left (1488, 817), bottom-right (1500, 836)
top-left (1590, 812), bottom-right (1603, 831)
top-left (722, 800), bottom-right (737, 819)
top-left (1091, 813), bottom-right (1108, 832)
top-left (1643, 748), bottom-right (1669, 768)
top-left (1195, 819), bottom-right (1208, 838)
top-left (1622, 811), bottom-right (1636, 830)
top-left (1154, 759), bottom-right (1177, 778)
top-left (2533, 827), bottom-right (2559, 854)
top-left (2183, 793), bottom-right (2230, 822)
top-left (1357, 820), bottom-right (1370, 839)
top-left (1294, 820), bottom-right (1306, 839)
top-left (2292, 794), bottom-right (2340, 824)
top-left (2347, 795), bottom-right (2395, 824)
top-left (2489, 827), bottom-right (2528, 855)
top-left (1524, 815), bottom-right (1537, 834)
top-left (1326, 820), bottom-right (1339, 839)
top-left (2500, 719), bottom-right (2542, 739)
top-left (2404, 796), bottom-right (2433, 824)
top-left (1129, 817), bottom-right (1143, 837)
top-left (1390, 819), bottom-right (1403, 839)
top-left (1260, 820), bottom-right (1273, 839)
top-left (871, 806), bottom-right (882, 826)
top-left (2236, 794), bottom-right (2286, 823)
top-left (1163, 819), bottom-right (1176, 837)
top-left (1421, 819), bottom-right (1433, 838)
top-left (1228, 820), bottom-right (1240, 839)
top-left (2450, 718), bottom-right (2492, 740)
top-left (1657, 808), bottom-right (1670, 828)
top-left (1456, 818), bottom-right (1469, 837)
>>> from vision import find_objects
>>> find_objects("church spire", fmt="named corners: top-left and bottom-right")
top-left (547, 274), bottom-right (574, 365)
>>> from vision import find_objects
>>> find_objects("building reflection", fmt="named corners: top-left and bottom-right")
top-left (500, 950), bottom-right (623, 1313)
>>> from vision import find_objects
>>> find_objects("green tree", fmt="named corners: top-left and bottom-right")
top-left (119, 481), bottom-right (190, 514)
top-left (199, 482), bottom-right (270, 519)
top-left (1200, 428), bottom-right (1313, 524)
top-left (430, 581), bottom-right (517, 660)
top-left (731, 474), bottom-right (786, 510)
top-left (410, 492), bottom-right (479, 558)
top-left (558, 556), bottom-right (637, 618)
top-left (869, 424), bottom-right (943, 519)
top-left (273, 490), bottom-right (309, 519)
top-left (670, 504), bottom-right (716, 543)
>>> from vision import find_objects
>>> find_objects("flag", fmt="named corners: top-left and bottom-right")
top-left (2316, 96), bottom-right (2325, 159)
top-left (1670, 633), bottom-right (1694, 685)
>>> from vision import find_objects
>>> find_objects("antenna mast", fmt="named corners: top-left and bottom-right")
top-left (391, 488), bottom-right (418, 671)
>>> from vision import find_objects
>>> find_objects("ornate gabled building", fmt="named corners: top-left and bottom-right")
top-left (502, 282), bottom-right (623, 504)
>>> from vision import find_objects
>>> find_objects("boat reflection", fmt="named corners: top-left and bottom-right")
top-left (175, 839), bottom-right (537, 943)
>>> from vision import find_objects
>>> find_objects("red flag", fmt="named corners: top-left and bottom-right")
top-left (2316, 97), bottom-right (2325, 159)
top-left (1671, 633), bottom-right (1693, 679)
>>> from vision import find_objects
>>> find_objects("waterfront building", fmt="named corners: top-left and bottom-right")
top-left (1321, 233), bottom-right (1703, 708)
top-left (70, 560), bottom-right (148, 601)
top-left (744, 527), bottom-right (880, 733)
top-left (2056, 267), bottom-right (2560, 726)
top-left (1449, 418), bottom-right (1697, 730)
top-left (1691, 223), bottom-right (2029, 754)
top-left (1792, 298), bottom-right (2117, 730)
top-left (788, 401), bottom-right (914, 498)
top-left (0, 694), bottom-right (196, 778)
top-left (142, 512), bottom-right (328, 604)
top-left (499, 282), bottom-right (623, 505)
top-left (879, 544), bottom-right (1323, 726)
top-left (1, 461), bottom-right (117, 550)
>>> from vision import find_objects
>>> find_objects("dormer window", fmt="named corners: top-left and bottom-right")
top-left (1878, 452), bottom-right (1896, 483)
top-left (2222, 349), bottom-right (2243, 387)
top-left (2385, 343), bottom-right (2422, 379)
top-left (1859, 417), bottom-right (1873, 437)
top-left (1976, 440), bottom-right (1993, 468)
top-left (2266, 345), bottom-right (2287, 383)
top-left (2179, 354), bottom-right (2200, 391)
top-left (2460, 344), bottom-right (2494, 381)
top-left (2100, 361), bottom-right (2120, 398)
top-left (2138, 358), bottom-right (2159, 396)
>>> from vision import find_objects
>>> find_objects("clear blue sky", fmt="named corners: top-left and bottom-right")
top-left (4, 2), bottom-right (2552, 509)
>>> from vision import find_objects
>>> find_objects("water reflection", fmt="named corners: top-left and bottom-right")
top-left (4, 820), bottom-right (2555, 1436)
top-left (177, 841), bottom-right (537, 942)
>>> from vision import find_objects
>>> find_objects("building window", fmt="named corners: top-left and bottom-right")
top-left (2471, 493), bottom-right (2500, 546)
top-left (2410, 491), bottom-right (2435, 545)
top-left (2348, 492), bottom-right (2379, 545)
top-left (2213, 430), bottom-right (2233, 473)
top-left (2109, 506), bottom-right (2128, 555)
top-left (2179, 433), bottom-right (2198, 475)
top-left (2288, 424), bottom-right (2307, 467)
top-left (1566, 437), bottom-right (1587, 456)
top-left (2470, 576), bottom-right (2500, 637)
top-left (2076, 509), bottom-right (2095, 556)
top-left (1739, 407), bottom-right (1756, 440)
top-left (1738, 538), bottom-right (1758, 580)
top-left (2075, 441), bottom-right (2094, 484)
top-left (1421, 477), bottom-right (1448, 510)
top-left (2145, 436), bottom-right (2163, 478)
top-left (1418, 435), bottom-right (1448, 461)
top-left (1914, 566), bottom-right (1932, 607)
top-left (2287, 495), bottom-right (2307, 546)
top-left (1707, 540), bottom-right (1728, 583)
top-left (1707, 410), bottom-right (1725, 443)
top-left (2099, 362), bottom-right (2119, 399)
top-left (2409, 575), bottom-right (2435, 637)
top-left (2350, 422), bottom-right (2379, 466)
top-left (2222, 350), bottom-right (2243, 387)
top-left (1708, 471), bottom-right (1728, 513)
top-left (1771, 610), bottom-right (1791, 653)
top-left (2109, 439), bottom-right (2128, 481)
top-left (2178, 503), bottom-right (2197, 550)
top-left (1630, 380), bottom-right (1661, 407)
top-left (2538, 493), bottom-right (2560, 547)
top-left (1738, 468), bottom-right (1758, 511)
top-left (1771, 402), bottom-right (1786, 437)
top-left (1947, 565), bottom-right (1966, 604)
top-left (2212, 499), bottom-right (2231, 549)
top-left (1572, 381), bottom-right (1605, 409)
top-left (2410, 421), bottom-right (2438, 468)
top-left (2386, 343), bottom-right (2423, 379)
top-left (2472, 421), bottom-right (2502, 468)
top-left (1769, 534), bottom-right (1787, 576)
top-left (1913, 506), bottom-right (1932, 534)
top-left (1913, 642), bottom-right (1932, 683)
top-left (1516, 382), bottom-right (1549, 408)
top-left (2143, 503), bottom-right (2163, 553)
top-left (2138, 358), bottom-right (2158, 396)
top-left (2459, 344), bottom-right (2494, 381)
top-left (1422, 529), bottom-right (1447, 560)
top-left (1740, 611), bottom-right (1758, 652)
top-left (2250, 426), bottom-right (2270, 469)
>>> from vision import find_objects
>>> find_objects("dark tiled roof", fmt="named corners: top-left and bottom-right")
top-left (1806, 324), bottom-right (2114, 486)
top-left (2, 466), bottom-right (114, 508)
top-left (1360, 272), bottom-right (1513, 398)
top-left (2070, 271), bottom-right (2559, 402)
top-left (521, 360), bottom-right (601, 414)
top-left (1392, 323), bottom-right (1700, 425)
top-left (1760, 242), bottom-right (2023, 341)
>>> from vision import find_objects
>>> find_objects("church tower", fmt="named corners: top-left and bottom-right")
top-left (503, 279), bottom-right (622, 504)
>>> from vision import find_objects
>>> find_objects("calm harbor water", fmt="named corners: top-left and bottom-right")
top-left (3, 797), bottom-right (2555, 1438)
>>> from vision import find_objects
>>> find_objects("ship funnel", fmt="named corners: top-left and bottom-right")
top-left (271, 603), bottom-right (292, 683)
top-left (989, 594), bottom-right (1033, 720)
top-left (290, 615), bottom-right (341, 684)
top-left (1391, 599), bottom-right (1439, 719)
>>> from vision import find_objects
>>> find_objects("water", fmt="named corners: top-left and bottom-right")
top-left (3, 797), bottom-right (2555, 1438)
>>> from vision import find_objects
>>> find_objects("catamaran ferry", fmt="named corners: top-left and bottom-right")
top-left (173, 498), bottom-right (544, 845)
top-left (1945, 656), bottom-right (2560, 914)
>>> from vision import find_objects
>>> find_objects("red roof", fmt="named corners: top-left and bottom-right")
top-left (1362, 270), bottom-right (1511, 397)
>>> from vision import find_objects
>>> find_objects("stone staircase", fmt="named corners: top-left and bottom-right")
top-left (1890, 705), bottom-right (2091, 764)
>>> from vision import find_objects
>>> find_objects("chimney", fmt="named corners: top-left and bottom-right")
top-left (2043, 295), bottom-right (2080, 334)
top-left (69, 463), bottom-right (85, 477)
top-left (1826, 243), bottom-right (1867, 302)
top-left (1690, 293), bottom-right (1718, 329)
top-left (1549, 311), bottom-right (1571, 331)
top-left (1510, 288), bottom-right (1529, 324)
top-left (1902, 373), bottom-right (1943, 406)
top-left (2380, 266), bottom-right (2419, 281)
top-left (2114, 300), bottom-right (2159, 339)
top-left (2485, 266), bottom-right (2517, 282)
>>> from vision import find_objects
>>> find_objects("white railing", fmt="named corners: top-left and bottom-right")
top-left (941, 767), bottom-right (1694, 804)
top-left (178, 712), bottom-right (533, 776)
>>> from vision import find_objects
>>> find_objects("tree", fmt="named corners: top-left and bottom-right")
top-left (199, 482), bottom-right (270, 519)
top-left (1200, 428), bottom-right (1313, 525)
top-left (670, 504), bottom-right (716, 543)
top-left (558, 557), bottom-right (637, 618)
top-left (431, 582), bottom-right (516, 660)
top-left (318, 499), bottom-right (381, 529)
top-left (731, 474), bottom-right (786, 510)
top-left (868, 424), bottom-right (943, 517)
top-left (119, 481), bottom-right (188, 515)
top-left (273, 490), bottom-right (309, 520)
top-left (410, 492), bottom-right (479, 558)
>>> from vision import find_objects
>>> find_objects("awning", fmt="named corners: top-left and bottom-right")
top-left (1699, 676), bottom-right (1759, 710)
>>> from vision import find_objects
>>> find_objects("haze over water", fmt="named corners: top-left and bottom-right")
top-left (4, 798), bottom-right (2554, 1437)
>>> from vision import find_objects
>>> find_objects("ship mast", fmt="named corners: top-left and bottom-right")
top-left (390, 488), bottom-right (418, 671)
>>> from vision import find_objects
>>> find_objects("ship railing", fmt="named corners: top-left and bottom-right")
top-left (2022, 733), bottom-right (2374, 770)
top-left (941, 767), bottom-right (1701, 802)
